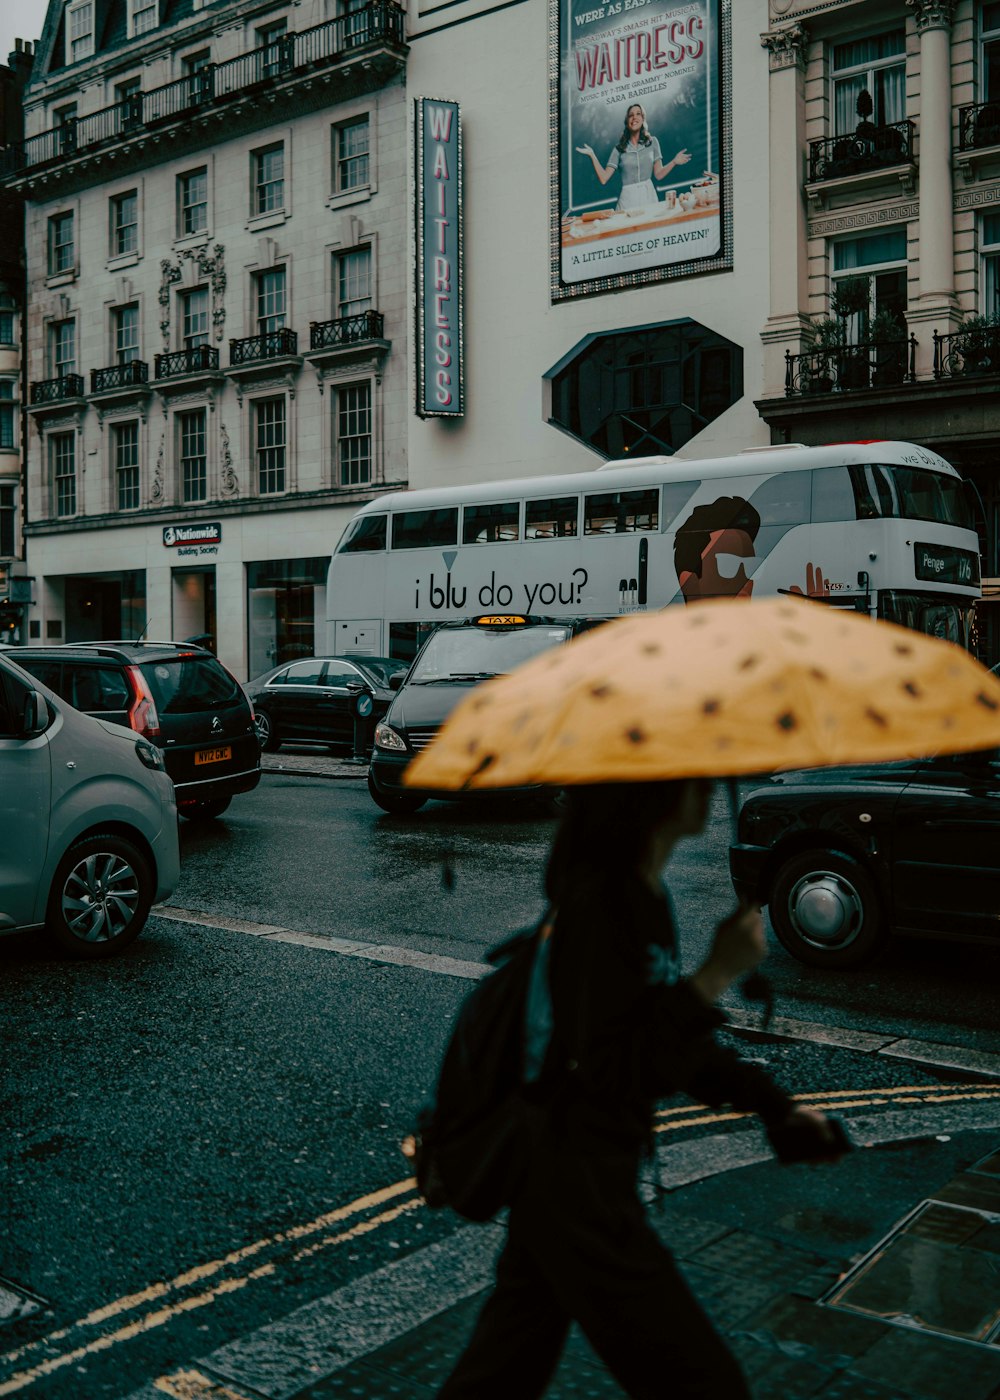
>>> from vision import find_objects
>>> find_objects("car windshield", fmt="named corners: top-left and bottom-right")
top-left (409, 625), bottom-right (571, 682)
top-left (139, 655), bottom-right (240, 713)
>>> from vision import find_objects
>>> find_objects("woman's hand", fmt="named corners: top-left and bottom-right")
top-left (769, 1105), bottom-right (851, 1163)
top-left (576, 144), bottom-right (596, 158)
top-left (673, 148), bottom-right (692, 165)
top-left (690, 905), bottom-right (767, 1004)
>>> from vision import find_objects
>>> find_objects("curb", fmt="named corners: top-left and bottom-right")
top-left (261, 759), bottom-right (368, 780)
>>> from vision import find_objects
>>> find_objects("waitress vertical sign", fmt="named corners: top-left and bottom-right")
top-left (552, 0), bottom-right (729, 299)
top-left (415, 97), bottom-right (464, 417)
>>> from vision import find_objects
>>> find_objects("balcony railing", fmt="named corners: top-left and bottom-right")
top-left (784, 336), bottom-right (917, 396)
top-left (154, 345), bottom-right (220, 378)
top-left (0, 1), bottom-right (405, 179)
top-left (309, 310), bottom-right (385, 349)
top-left (807, 120), bottom-right (915, 183)
top-left (958, 101), bottom-right (1000, 152)
top-left (933, 327), bottom-right (1000, 377)
top-left (30, 373), bottom-right (84, 404)
top-left (229, 328), bottom-right (298, 365)
top-left (91, 360), bottom-right (149, 393)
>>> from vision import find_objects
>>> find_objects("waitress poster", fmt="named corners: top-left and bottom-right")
top-left (555, 0), bottom-right (726, 293)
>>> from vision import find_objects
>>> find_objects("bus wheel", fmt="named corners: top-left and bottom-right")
top-left (367, 772), bottom-right (426, 815)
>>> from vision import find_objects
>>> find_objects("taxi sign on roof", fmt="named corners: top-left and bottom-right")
top-left (475, 615), bottom-right (528, 626)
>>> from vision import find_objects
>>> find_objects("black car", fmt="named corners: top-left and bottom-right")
top-left (245, 656), bottom-right (398, 754)
top-left (14, 641), bottom-right (260, 821)
top-left (368, 616), bottom-right (577, 815)
top-left (729, 749), bottom-right (1000, 969)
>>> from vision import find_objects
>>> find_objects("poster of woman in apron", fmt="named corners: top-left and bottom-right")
top-left (576, 102), bottom-right (691, 213)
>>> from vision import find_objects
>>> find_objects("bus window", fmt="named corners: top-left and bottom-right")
top-left (661, 481), bottom-right (701, 530)
top-left (462, 501), bottom-right (520, 544)
top-left (584, 488), bottom-right (659, 535)
top-left (391, 508), bottom-right (458, 550)
top-left (849, 465), bottom-right (977, 530)
top-left (525, 496), bottom-right (579, 539)
top-left (338, 514), bottom-right (387, 553)
top-left (746, 471), bottom-right (811, 525)
top-left (810, 467), bottom-right (856, 524)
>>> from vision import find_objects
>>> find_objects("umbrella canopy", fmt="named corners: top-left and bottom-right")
top-left (403, 598), bottom-right (1000, 792)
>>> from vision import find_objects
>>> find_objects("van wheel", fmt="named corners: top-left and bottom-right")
top-left (769, 849), bottom-right (885, 969)
top-left (255, 709), bottom-right (281, 751)
top-left (367, 771), bottom-right (425, 815)
top-left (47, 834), bottom-right (154, 959)
top-left (181, 797), bottom-right (232, 822)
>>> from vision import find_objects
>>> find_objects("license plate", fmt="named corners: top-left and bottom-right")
top-left (195, 746), bottom-right (232, 766)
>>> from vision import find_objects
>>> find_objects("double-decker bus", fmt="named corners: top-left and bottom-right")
top-left (327, 441), bottom-right (982, 663)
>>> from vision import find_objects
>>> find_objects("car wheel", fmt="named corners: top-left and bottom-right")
top-left (769, 849), bottom-right (885, 969)
top-left (46, 833), bottom-right (154, 959)
top-left (180, 797), bottom-right (232, 822)
top-left (255, 708), bottom-right (281, 751)
top-left (367, 771), bottom-right (426, 815)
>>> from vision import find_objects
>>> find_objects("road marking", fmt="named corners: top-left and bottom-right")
top-left (653, 1084), bottom-right (1000, 1135)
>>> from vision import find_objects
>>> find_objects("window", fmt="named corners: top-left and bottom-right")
top-left (334, 116), bottom-right (369, 192)
top-left (54, 103), bottom-right (78, 154)
top-left (182, 50), bottom-right (212, 103)
top-left (463, 502), bottom-right (519, 544)
top-left (52, 433), bottom-right (76, 517)
top-left (832, 227), bottom-right (907, 339)
top-left (391, 508), bottom-right (458, 550)
top-left (337, 513), bottom-right (386, 552)
top-left (525, 496), bottom-right (579, 539)
top-left (983, 213), bottom-right (1000, 317)
top-left (129, 0), bottom-right (158, 39)
top-left (983, 3), bottom-right (1000, 103)
top-left (183, 49), bottom-right (210, 73)
top-left (66, 1), bottom-right (94, 64)
top-left (253, 144), bottom-right (284, 215)
top-left (48, 212), bottom-right (75, 276)
top-left (52, 319), bottom-right (76, 378)
top-left (113, 303), bottom-right (140, 363)
top-left (255, 267), bottom-right (286, 334)
top-left (336, 246), bottom-right (371, 318)
top-left (111, 190), bottom-right (138, 257)
top-left (178, 168), bottom-right (208, 236)
top-left (115, 77), bottom-right (143, 130)
top-left (0, 309), bottom-right (14, 345)
top-left (831, 30), bottom-right (905, 135)
top-left (0, 382), bottom-right (15, 449)
top-left (584, 489), bottom-right (659, 535)
top-left (0, 483), bottom-right (14, 557)
top-left (257, 19), bottom-right (287, 77)
top-left (345, 0), bottom-right (368, 46)
top-left (181, 287), bottom-right (209, 348)
top-left (114, 422), bottom-right (140, 511)
top-left (179, 409), bottom-right (207, 502)
top-left (255, 397), bottom-right (286, 493)
top-left (336, 383), bottom-right (371, 486)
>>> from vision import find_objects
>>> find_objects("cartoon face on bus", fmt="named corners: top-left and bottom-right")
top-left (674, 496), bottom-right (760, 603)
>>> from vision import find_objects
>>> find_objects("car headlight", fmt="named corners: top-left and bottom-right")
top-left (374, 721), bottom-right (407, 752)
top-left (135, 738), bottom-right (166, 772)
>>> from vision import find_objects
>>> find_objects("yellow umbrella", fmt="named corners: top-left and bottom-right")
top-left (404, 597), bottom-right (1000, 792)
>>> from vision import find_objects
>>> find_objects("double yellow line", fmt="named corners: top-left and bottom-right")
top-left (0, 1178), bottom-right (420, 1397)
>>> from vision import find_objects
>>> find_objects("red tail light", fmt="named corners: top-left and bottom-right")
top-left (125, 664), bottom-right (160, 739)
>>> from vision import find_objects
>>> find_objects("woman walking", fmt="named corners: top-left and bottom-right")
top-left (576, 102), bottom-right (691, 212)
top-left (438, 778), bottom-right (842, 1399)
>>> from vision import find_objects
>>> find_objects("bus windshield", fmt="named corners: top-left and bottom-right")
top-left (409, 624), bottom-right (572, 682)
top-left (850, 465), bottom-right (976, 530)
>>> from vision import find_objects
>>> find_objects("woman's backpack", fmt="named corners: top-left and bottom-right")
top-left (402, 915), bottom-right (556, 1223)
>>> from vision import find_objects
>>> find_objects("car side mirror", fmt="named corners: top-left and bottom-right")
top-left (389, 672), bottom-right (404, 691)
top-left (20, 689), bottom-right (50, 738)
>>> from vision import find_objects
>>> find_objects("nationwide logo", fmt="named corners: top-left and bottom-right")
top-left (163, 522), bottom-right (222, 547)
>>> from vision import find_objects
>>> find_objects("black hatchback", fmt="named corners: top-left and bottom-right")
top-left (14, 642), bottom-right (260, 821)
top-left (730, 749), bottom-right (1000, 969)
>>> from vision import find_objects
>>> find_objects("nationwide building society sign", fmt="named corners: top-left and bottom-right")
top-left (163, 522), bottom-right (222, 557)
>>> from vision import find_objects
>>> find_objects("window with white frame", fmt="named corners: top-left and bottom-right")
top-left (254, 397), bottom-right (286, 493)
top-left (336, 246), bottom-right (372, 319)
top-left (255, 267), bottom-right (286, 334)
top-left (178, 167), bottom-right (208, 236)
top-left (129, 0), bottom-right (158, 39)
top-left (334, 115), bottom-right (369, 193)
top-left (113, 303), bottom-right (140, 363)
top-left (336, 382), bottom-right (371, 486)
top-left (982, 212), bottom-right (1000, 316)
top-left (831, 227), bottom-right (907, 339)
top-left (181, 287), bottom-right (209, 348)
top-left (51, 432), bottom-right (76, 517)
top-left (0, 299), bottom-right (15, 346)
top-left (66, 1), bottom-right (95, 64)
top-left (0, 382), bottom-right (15, 450)
top-left (115, 76), bottom-right (143, 130)
top-left (51, 319), bottom-right (76, 378)
top-left (257, 19), bottom-right (287, 77)
top-left (252, 143), bottom-right (285, 215)
top-left (54, 103), bottom-right (78, 152)
top-left (0, 483), bottom-right (15, 558)
top-left (48, 211), bottom-right (75, 276)
top-left (113, 421), bottom-right (140, 511)
top-left (111, 190), bottom-right (138, 257)
top-left (179, 408), bottom-right (207, 502)
top-left (344, 0), bottom-right (368, 46)
top-left (984, 4), bottom-right (1000, 102)
top-left (831, 30), bottom-right (905, 135)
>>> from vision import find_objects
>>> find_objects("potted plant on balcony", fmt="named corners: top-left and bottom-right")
top-left (956, 313), bottom-right (1000, 374)
top-left (831, 276), bottom-right (872, 389)
top-left (870, 310), bottom-right (907, 388)
top-left (802, 316), bottom-right (844, 394)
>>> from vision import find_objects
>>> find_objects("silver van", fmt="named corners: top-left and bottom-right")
top-left (0, 651), bottom-right (180, 958)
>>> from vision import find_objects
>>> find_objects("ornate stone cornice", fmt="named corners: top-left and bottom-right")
top-left (808, 201), bottom-right (919, 240)
top-left (906, 0), bottom-right (954, 32)
top-left (761, 23), bottom-right (809, 71)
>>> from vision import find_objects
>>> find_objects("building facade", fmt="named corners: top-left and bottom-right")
top-left (4, 0), bottom-right (408, 678)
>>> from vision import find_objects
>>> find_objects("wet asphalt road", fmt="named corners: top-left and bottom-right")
top-left (1, 772), bottom-right (998, 1398)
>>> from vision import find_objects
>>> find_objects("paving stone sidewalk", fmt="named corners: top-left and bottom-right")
top-left (261, 750), bottom-right (369, 779)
